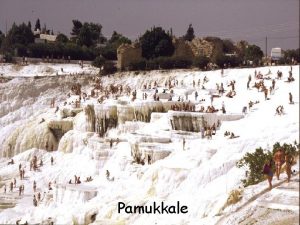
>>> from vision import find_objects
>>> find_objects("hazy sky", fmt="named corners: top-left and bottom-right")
top-left (0, 0), bottom-right (299, 52)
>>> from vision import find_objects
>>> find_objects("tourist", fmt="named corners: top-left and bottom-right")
top-left (33, 181), bottom-right (37, 192)
top-left (51, 156), bottom-right (54, 165)
top-left (289, 92), bottom-right (294, 104)
top-left (221, 102), bottom-right (226, 114)
top-left (273, 148), bottom-right (285, 180)
top-left (19, 185), bottom-right (22, 196)
top-left (106, 170), bottom-right (110, 180)
top-left (285, 153), bottom-right (293, 182)
top-left (200, 127), bottom-right (205, 139)
top-left (264, 88), bottom-right (268, 100)
top-left (10, 182), bottom-right (13, 192)
top-left (183, 138), bottom-right (186, 150)
top-left (48, 182), bottom-right (52, 190)
top-left (263, 159), bottom-right (273, 189)
top-left (37, 192), bottom-right (41, 202)
top-left (147, 155), bottom-right (152, 165)
top-left (33, 195), bottom-right (38, 207)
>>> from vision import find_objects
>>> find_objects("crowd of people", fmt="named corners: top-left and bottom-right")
top-left (2, 155), bottom-right (56, 208)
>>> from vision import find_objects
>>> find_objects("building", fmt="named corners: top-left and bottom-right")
top-left (34, 30), bottom-right (57, 44)
top-left (117, 38), bottom-right (214, 70)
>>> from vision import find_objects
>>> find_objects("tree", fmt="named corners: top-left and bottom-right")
top-left (6, 23), bottom-right (34, 46)
top-left (72, 21), bottom-right (105, 47)
top-left (140, 27), bottom-right (174, 59)
top-left (183, 24), bottom-right (195, 41)
top-left (71, 20), bottom-right (82, 37)
top-left (42, 24), bottom-right (47, 34)
top-left (109, 31), bottom-right (131, 45)
top-left (34, 18), bottom-right (41, 31)
top-left (283, 48), bottom-right (300, 63)
top-left (78, 23), bottom-right (93, 47)
top-left (88, 22), bottom-right (104, 44)
top-left (56, 33), bottom-right (69, 43)
top-left (236, 40), bottom-right (249, 59)
top-left (99, 31), bottom-right (131, 60)
top-left (222, 39), bottom-right (235, 53)
top-left (244, 44), bottom-right (263, 64)
top-left (27, 21), bottom-right (32, 31)
top-left (0, 30), bottom-right (4, 49)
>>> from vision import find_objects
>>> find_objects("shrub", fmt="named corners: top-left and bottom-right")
top-left (146, 59), bottom-right (159, 70)
top-left (157, 57), bottom-right (174, 69)
top-left (236, 147), bottom-right (273, 187)
top-left (101, 61), bottom-right (117, 75)
top-left (92, 56), bottom-right (106, 68)
top-left (14, 43), bottom-right (28, 56)
top-left (237, 142), bottom-right (299, 187)
top-left (194, 55), bottom-right (210, 69)
top-left (173, 57), bottom-right (192, 69)
top-left (3, 52), bottom-right (13, 63)
top-left (214, 54), bottom-right (241, 68)
top-left (128, 60), bottom-right (146, 71)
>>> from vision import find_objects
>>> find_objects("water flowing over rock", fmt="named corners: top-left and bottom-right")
top-left (47, 119), bottom-right (73, 141)
top-left (84, 105), bottom-right (96, 132)
top-left (168, 111), bottom-right (244, 132)
top-left (95, 105), bottom-right (118, 137)
top-left (54, 184), bottom-right (97, 204)
top-left (2, 120), bottom-right (58, 157)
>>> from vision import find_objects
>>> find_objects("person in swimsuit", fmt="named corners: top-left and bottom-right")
top-left (273, 149), bottom-right (285, 180)
top-left (263, 159), bottom-right (273, 189)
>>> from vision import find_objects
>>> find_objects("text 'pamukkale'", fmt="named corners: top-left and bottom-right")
top-left (118, 201), bottom-right (188, 214)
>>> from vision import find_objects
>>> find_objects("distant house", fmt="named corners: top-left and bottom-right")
top-left (271, 47), bottom-right (282, 61)
top-left (34, 30), bottom-right (57, 43)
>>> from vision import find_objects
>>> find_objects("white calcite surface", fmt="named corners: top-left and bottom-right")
top-left (0, 63), bottom-right (298, 225)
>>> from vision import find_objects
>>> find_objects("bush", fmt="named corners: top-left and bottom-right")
top-left (27, 42), bottom-right (97, 60)
top-left (214, 54), bottom-right (241, 68)
top-left (100, 44), bottom-right (117, 60)
top-left (128, 60), bottom-right (146, 71)
top-left (146, 59), bottom-right (159, 70)
top-left (101, 61), bottom-right (117, 75)
top-left (92, 56), bottom-right (106, 68)
top-left (194, 55), bottom-right (210, 69)
top-left (3, 52), bottom-right (13, 63)
top-left (14, 43), bottom-right (28, 56)
top-left (237, 142), bottom-right (299, 187)
top-left (157, 57), bottom-right (174, 69)
top-left (173, 57), bottom-right (192, 69)
top-left (236, 147), bottom-right (273, 187)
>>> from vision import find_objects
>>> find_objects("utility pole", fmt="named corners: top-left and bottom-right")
top-left (5, 19), bottom-right (7, 36)
top-left (265, 36), bottom-right (268, 57)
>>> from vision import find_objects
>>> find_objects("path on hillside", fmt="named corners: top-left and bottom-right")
top-left (217, 173), bottom-right (299, 225)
